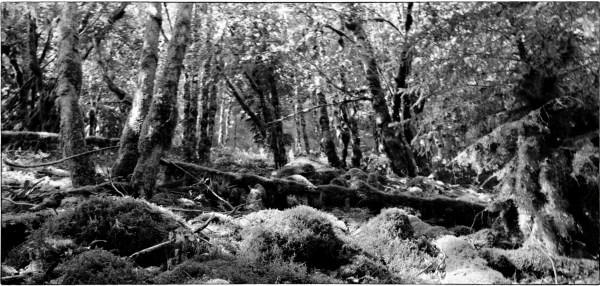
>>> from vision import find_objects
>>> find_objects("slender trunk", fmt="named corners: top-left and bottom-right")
top-left (223, 97), bottom-right (232, 147)
top-left (311, 90), bottom-right (322, 153)
top-left (198, 77), bottom-right (219, 162)
top-left (318, 92), bottom-right (341, 167)
top-left (220, 70), bottom-right (266, 140)
top-left (182, 71), bottom-right (198, 161)
top-left (346, 8), bottom-right (417, 177)
top-left (217, 91), bottom-right (225, 146)
top-left (298, 91), bottom-right (311, 155)
top-left (112, 3), bottom-right (161, 179)
top-left (267, 69), bottom-right (287, 168)
top-left (56, 3), bottom-right (97, 187)
top-left (294, 89), bottom-right (302, 153)
top-left (340, 72), bottom-right (362, 167)
top-left (131, 3), bottom-right (192, 198)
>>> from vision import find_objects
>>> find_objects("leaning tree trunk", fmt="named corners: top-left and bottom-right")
top-left (130, 3), bottom-right (192, 198)
top-left (55, 3), bottom-right (97, 187)
top-left (112, 3), bottom-right (162, 179)
top-left (318, 91), bottom-right (341, 167)
top-left (346, 7), bottom-right (417, 177)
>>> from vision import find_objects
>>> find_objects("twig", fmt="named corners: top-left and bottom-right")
top-left (108, 167), bottom-right (126, 197)
top-left (3, 146), bottom-right (119, 168)
top-left (129, 239), bottom-right (174, 260)
top-left (194, 213), bottom-right (216, 234)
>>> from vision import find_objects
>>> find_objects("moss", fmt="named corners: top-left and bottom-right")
top-left (1, 211), bottom-right (53, 260)
top-left (330, 178), bottom-right (349, 187)
top-left (348, 208), bottom-right (434, 277)
top-left (238, 206), bottom-right (346, 270)
top-left (33, 196), bottom-right (181, 267)
top-left (341, 168), bottom-right (368, 181)
top-left (59, 249), bottom-right (148, 284)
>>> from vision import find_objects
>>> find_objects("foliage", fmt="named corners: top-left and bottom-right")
top-left (59, 249), bottom-right (148, 284)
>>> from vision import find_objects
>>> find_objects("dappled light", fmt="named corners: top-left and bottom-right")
top-left (1, 2), bottom-right (598, 284)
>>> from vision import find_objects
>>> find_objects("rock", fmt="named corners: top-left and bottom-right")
top-left (273, 157), bottom-right (341, 185)
top-left (284, 174), bottom-right (315, 187)
top-left (408, 187), bottom-right (423, 193)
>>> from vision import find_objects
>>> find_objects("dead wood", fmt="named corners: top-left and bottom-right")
top-left (161, 158), bottom-right (496, 229)
top-left (3, 146), bottom-right (119, 168)
top-left (1, 131), bottom-right (120, 147)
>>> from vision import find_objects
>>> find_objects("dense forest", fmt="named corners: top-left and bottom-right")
top-left (1, 2), bottom-right (598, 284)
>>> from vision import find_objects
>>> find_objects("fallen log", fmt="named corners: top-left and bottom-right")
top-left (1, 131), bottom-right (119, 147)
top-left (161, 159), bottom-right (496, 229)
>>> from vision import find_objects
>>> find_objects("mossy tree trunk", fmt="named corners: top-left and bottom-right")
top-left (267, 68), bottom-right (288, 169)
top-left (112, 3), bottom-right (162, 179)
top-left (340, 72), bottom-right (363, 167)
top-left (198, 76), bottom-right (219, 162)
top-left (346, 6), bottom-right (417, 177)
top-left (130, 3), bottom-right (192, 198)
top-left (318, 91), bottom-right (341, 168)
top-left (55, 3), bottom-right (97, 187)
top-left (182, 71), bottom-right (198, 161)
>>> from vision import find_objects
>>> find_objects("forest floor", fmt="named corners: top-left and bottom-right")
top-left (1, 147), bottom-right (598, 284)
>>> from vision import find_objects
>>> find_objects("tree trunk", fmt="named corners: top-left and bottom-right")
top-left (130, 3), bottom-right (192, 198)
top-left (294, 88), bottom-right (303, 153)
top-left (223, 97), bottom-right (232, 146)
top-left (298, 91), bottom-right (311, 155)
top-left (340, 101), bottom-right (361, 167)
top-left (267, 69), bottom-right (287, 169)
top-left (346, 7), bottom-right (417, 177)
top-left (112, 3), bottom-right (161, 179)
top-left (217, 92), bottom-right (226, 146)
top-left (182, 71), bottom-right (198, 161)
top-left (318, 92), bottom-right (341, 167)
top-left (198, 77), bottom-right (219, 162)
top-left (311, 90), bottom-right (322, 153)
top-left (55, 3), bottom-right (97, 187)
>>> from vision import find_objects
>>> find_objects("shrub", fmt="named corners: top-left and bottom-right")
top-left (60, 249), bottom-right (147, 284)
top-left (238, 206), bottom-right (347, 270)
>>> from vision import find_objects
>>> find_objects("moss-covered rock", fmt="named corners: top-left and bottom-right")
top-left (59, 249), bottom-right (148, 284)
top-left (238, 206), bottom-right (347, 270)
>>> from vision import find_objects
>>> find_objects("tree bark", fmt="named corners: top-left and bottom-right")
top-left (112, 3), bottom-right (162, 179)
top-left (223, 97), bottom-right (232, 146)
top-left (55, 3), bottom-right (97, 187)
top-left (267, 68), bottom-right (288, 169)
top-left (318, 92), bottom-right (341, 167)
top-left (346, 7), bottom-right (417, 177)
top-left (198, 77), bottom-right (218, 162)
top-left (293, 87), bottom-right (303, 153)
top-left (182, 71), bottom-right (198, 161)
top-left (217, 92), bottom-right (226, 146)
top-left (298, 91), bottom-right (311, 155)
top-left (130, 3), bottom-right (193, 198)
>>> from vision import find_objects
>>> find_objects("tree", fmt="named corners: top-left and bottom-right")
top-left (55, 3), bottom-right (97, 187)
top-left (112, 3), bottom-right (162, 179)
top-left (130, 3), bottom-right (193, 198)
top-left (345, 4), bottom-right (417, 177)
top-left (317, 91), bottom-right (341, 167)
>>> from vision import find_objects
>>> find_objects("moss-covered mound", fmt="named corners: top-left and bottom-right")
top-left (239, 206), bottom-right (347, 270)
top-left (32, 196), bottom-right (182, 266)
top-left (59, 249), bottom-right (148, 284)
top-left (349, 208), bottom-right (435, 277)
top-left (1, 211), bottom-right (53, 260)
